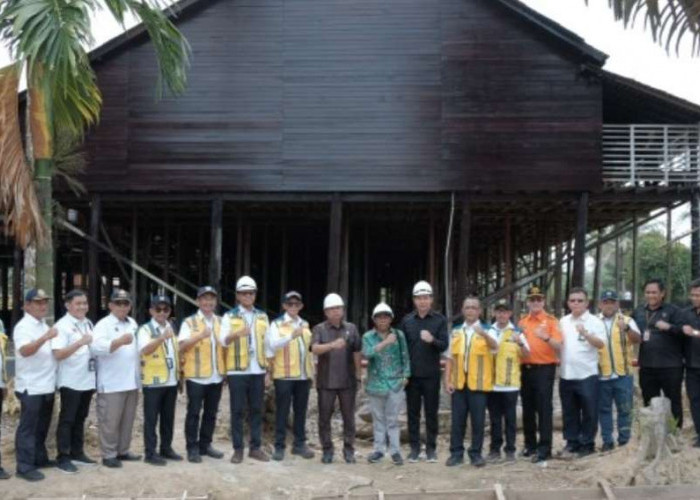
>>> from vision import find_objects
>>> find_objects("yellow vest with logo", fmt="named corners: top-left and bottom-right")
top-left (270, 317), bottom-right (314, 380)
top-left (224, 306), bottom-right (269, 371)
top-left (494, 327), bottom-right (523, 388)
top-left (140, 322), bottom-right (180, 386)
top-left (598, 313), bottom-right (633, 378)
top-left (0, 331), bottom-right (7, 384)
top-left (181, 315), bottom-right (226, 379)
top-left (450, 323), bottom-right (494, 392)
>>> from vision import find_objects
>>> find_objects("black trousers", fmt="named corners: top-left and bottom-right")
top-left (640, 366), bottom-right (684, 429)
top-left (559, 376), bottom-right (599, 451)
top-left (56, 387), bottom-right (94, 461)
top-left (520, 364), bottom-right (556, 459)
top-left (318, 388), bottom-right (356, 453)
top-left (274, 379), bottom-right (311, 451)
top-left (228, 374), bottom-right (265, 451)
top-left (406, 376), bottom-right (440, 453)
top-left (686, 367), bottom-right (700, 440)
top-left (185, 381), bottom-right (222, 453)
top-left (0, 390), bottom-right (3, 467)
top-left (143, 385), bottom-right (177, 457)
top-left (449, 387), bottom-right (487, 461)
top-left (15, 391), bottom-right (54, 474)
top-left (488, 391), bottom-right (518, 453)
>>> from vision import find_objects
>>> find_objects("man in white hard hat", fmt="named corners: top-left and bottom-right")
top-left (311, 293), bottom-right (362, 464)
top-left (362, 303), bottom-right (410, 466)
top-left (220, 276), bottom-right (270, 464)
top-left (399, 281), bottom-right (449, 463)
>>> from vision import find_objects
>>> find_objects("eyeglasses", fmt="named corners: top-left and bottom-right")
top-left (285, 302), bottom-right (302, 308)
top-left (568, 298), bottom-right (586, 303)
top-left (528, 297), bottom-right (544, 303)
top-left (113, 301), bottom-right (130, 307)
top-left (154, 307), bottom-right (171, 313)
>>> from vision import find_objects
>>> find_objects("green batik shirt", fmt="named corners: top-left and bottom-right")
top-left (362, 328), bottom-right (411, 396)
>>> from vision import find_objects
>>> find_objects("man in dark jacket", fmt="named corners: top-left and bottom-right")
top-left (399, 281), bottom-right (448, 463)
top-left (679, 278), bottom-right (700, 445)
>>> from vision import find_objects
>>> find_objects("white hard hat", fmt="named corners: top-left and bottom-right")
top-left (323, 293), bottom-right (345, 309)
top-left (372, 302), bottom-right (394, 318)
top-left (236, 276), bottom-right (257, 292)
top-left (412, 280), bottom-right (433, 296)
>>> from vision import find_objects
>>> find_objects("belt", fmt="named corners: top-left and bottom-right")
top-left (522, 363), bottom-right (556, 370)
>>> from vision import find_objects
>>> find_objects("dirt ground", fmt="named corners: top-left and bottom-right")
top-left (2, 385), bottom-right (700, 500)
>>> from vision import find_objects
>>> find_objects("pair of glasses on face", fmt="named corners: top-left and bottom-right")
top-left (568, 298), bottom-right (586, 303)
top-left (113, 301), bottom-right (130, 307)
top-left (528, 297), bottom-right (544, 303)
top-left (154, 307), bottom-right (171, 313)
top-left (286, 302), bottom-right (302, 308)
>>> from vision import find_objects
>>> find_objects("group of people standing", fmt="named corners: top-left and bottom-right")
top-left (1, 274), bottom-right (699, 481)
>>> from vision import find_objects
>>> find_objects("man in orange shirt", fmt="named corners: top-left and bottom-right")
top-left (518, 286), bottom-right (562, 464)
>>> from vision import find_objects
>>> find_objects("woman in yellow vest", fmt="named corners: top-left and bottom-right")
top-left (444, 296), bottom-right (498, 468)
top-left (178, 286), bottom-right (226, 463)
top-left (266, 291), bottom-right (315, 462)
top-left (219, 276), bottom-right (270, 464)
top-left (486, 299), bottom-right (529, 464)
top-left (138, 295), bottom-right (183, 466)
top-left (0, 319), bottom-right (9, 479)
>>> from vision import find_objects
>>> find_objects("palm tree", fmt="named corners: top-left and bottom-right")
top-left (593, 1), bottom-right (700, 54)
top-left (0, 0), bottom-right (190, 317)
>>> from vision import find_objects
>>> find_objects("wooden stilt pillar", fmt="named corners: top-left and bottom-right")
top-left (592, 233), bottom-right (602, 313)
top-left (163, 218), bottom-right (170, 284)
top-left (632, 214), bottom-right (639, 305)
top-left (12, 245), bottom-right (23, 328)
top-left (505, 216), bottom-right (513, 291)
top-left (456, 196), bottom-right (471, 303)
top-left (340, 217), bottom-right (350, 302)
top-left (428, 210), bottom-right (436, 286)
top-left (280, 228), bottom-right (288, 297)
top-left (572, 192), bottom-right (589, 287)
top-left (235, 215), bottom-right (243, 279)
top-left (1, 260), bottom-right (8, 313)
top-left (554, 232), bottom-right (563, 317)
top-left (88, 195), bottom-right (102, 322)
top-left (666, 204), bottom-right (673, 295)
top-left (130, 210), bottom-right (138, 313)
top-left (209, 198), bottom-right (223, 290)
top-left (692, 190), bottom-right (700, 279)
top-left (261, 225), bottom-right (269, 310)
top-left (327, 196), bottom-right (343, 293)
top-left (243, 223), bottom-right (251, 276)
top-left (615, 225), bottom-right (624, 294)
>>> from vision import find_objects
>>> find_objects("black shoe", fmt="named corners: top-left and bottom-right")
top-left (486, 450), bottom-right (501, 463)
top-left (367, 451), bottom-right (384, 463)
top-left (145, 455), bottom-right (167, 466)
top-left (0, 467), bottom-right (10, 480)
top-left (201, 446), bottom-right (224, 459)
top-left (17, 469), bottom-right (44, 482)
top-left (618, 441), bottom-right (629, 447)
top-left (272, 449), bottom-right (285, 461)
top-left (70, 453), bottom-right (97, 465)
top-left (505, 452), bottom-right (516, 463)
top-left (102, 458), bottom-right (122, 468)
top-left (407, 449), bottom-right (421, 463)
top-left (601, 442), bottom-right (615, 452)
top-left (321, 452), bottom-right (333, 464)
top-left (471, 456), bottom-right (486, 468)
top-left (37, 459), bottom-right (57, 469)
top-left (577, 447), bottom-right (595, 458)
top-left (344, 450), bottom-right (356, 464)
top-left (230, 449), bottom-right (244, 464)
top-left (391, 453), bottom-right (403, 465)
top-left (160, 449), bottom-right (183, 461)
top-left (426, 450), bottom-right (438, 463)
top-left (116, 452), bottom-right (142, 461)
top-left (445, 454), bottom-right (464, 467)
top-left (187, 451), bottom-right (202, 463)
top-left (291, 445), bottom-right (315, 459)
top-left (520, 448), bottom-right (536, 458)
top-left (57, 460), bottom-right (78, 474)
top-left (532, 454), bottom-right (550, 464)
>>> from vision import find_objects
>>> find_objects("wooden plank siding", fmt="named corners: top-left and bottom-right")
top-left (78, 0), bottom-right (603, 194)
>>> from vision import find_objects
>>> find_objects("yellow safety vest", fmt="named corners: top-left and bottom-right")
top-left (181, 315), bottom-right (226, 379)
top-left (450, 323), bottom-right (494, 392)
top-left (223, 306), bottom-right (269, 371)
top-left (269, 317), bottom-right (314, 380)
top-left (494, 327), bottom-right (523, 388)
top-left (0, 331), bottom-right (7, 384)
top-left (598, 313), bottom-right (633, 378)
top-left (140, 322), bottom-right (180, 386)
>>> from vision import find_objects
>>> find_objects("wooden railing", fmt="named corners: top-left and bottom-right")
top-left (602, 124), bottom-right (700, 186)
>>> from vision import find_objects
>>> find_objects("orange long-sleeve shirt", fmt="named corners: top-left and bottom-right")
top-left (518, 310), bottom-right (562, 365)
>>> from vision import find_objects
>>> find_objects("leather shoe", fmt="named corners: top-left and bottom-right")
top-left (272, 449), bottom-right (285, 461)
top-left (187, 452), bottom-right (202, 464)
top-left (161, 449), bottom-right (183, 461)
top-left (249, 449), bottom-right (270, 462)
top-left (445, 455), bottom-right (464, 467)
top-left (321, 452), bottom-right (333, 464)
top-left (230, 449), bottom-right (244, 464)
top-left (0, 467), bottom-right (10, 480)
top-left (201, 446), bottom-right (224, 459)
top-left (291, 446), bottom-right (315, 459)
top-left (102, 458), bottom-right (122, 468)
top-left (144, 455), bottom-right (167, 466)
top-left (17, 469), bottom-right (44, 481)
top-left (344, 450), bottom-right (356, 464)
top-left (117, 452), bottom-right (142, 461)
top-left (70, 453), bottom-right (97, 465)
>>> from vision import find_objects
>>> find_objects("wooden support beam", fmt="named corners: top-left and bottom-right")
top-left (666, 204), bottom-right (673, 294)
top-left (130, 210), bottom-right (138, 305)
top-left (327, 196), bottom-right (343, 293)
top-left (209, 198), bottom-right (223, 289)
top-left (632, 214), bottom-right (639, 305)
top-left (428, 210), bottom-right (435, 286)
top-left (235, 215), bottom-right (243, 279)
top-left (592, 234), bottom-right (602, 313)
top-left (692, 190), bottom-right (700, 279)
top-left (11, 245), bottom-right (22, 328)
top-left (88, 195), bottom-right (102, 322)
top-left (554, 237), bottom-right (563, 317)
top-left (261, 225), bottom-right (269, 310)
top-left (1, 260), bottom-right (8, 313)
top-left (340, 217), bottom-right (350, 301)
top-left (456, 197), bottom-right (471, 302)
top-left (280, 228), bottom-right (288, 297)
top-left (572, 192), bottom-right (589, 287)
top-left (243, 223), bottom-right (251, 276)
top-left (163, 218), bottom-right (171, 283)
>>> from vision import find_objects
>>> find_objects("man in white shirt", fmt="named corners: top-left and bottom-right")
top-left (266, 291), bottom-right (315, 462)
top-left (220, 276), bottom-right (270, 464)
top-left (138, 295), bottom-right (182, 466)
top-left (91, 289), bottom-right (141, 468)
top-left (51, 289), bottom-right (96, 474)
top-left (558, 287), bottom-right (606, 458)
top-left (0, 318), bottom-right (8, 479)
top-left (13, 288), bottom-right (58, 481)
top-left (178, 286), bottom-right (225, 463)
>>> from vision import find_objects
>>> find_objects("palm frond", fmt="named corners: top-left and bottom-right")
top-left (0, 64), bottom-right (47, 248)
top-left (589, 0), bottom-right (700, 55)
top-left (53, 130), bottom-right (88, 197)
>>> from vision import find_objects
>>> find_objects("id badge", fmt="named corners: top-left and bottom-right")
top-left (88, 358), bottom-right (96, 372)
top-left (166, 358), bottom-right (174, 369)
top-left (643, 329), bottom-right (651, 342)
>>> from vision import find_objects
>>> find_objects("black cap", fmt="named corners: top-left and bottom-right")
top-left (600, 290), bottom-right (619, 301)
top-left (25, 289), bottom-right (51, 302)
top-left (150, 294), bottom-right (172, 308)
top-left (494, 298), bottom-right (512, 311)
top-left (109, 289), bottom-right (132, 303)
top-left (196, 286), bottom-right (218, 298)
top-left (282, 290), bottom-right (303, 303)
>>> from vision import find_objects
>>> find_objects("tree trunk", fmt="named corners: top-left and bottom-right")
top-left (34, 159), bottom-right (54, 321)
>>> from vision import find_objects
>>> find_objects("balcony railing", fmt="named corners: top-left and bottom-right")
top-left (602, 124), bottom-right (700, 186)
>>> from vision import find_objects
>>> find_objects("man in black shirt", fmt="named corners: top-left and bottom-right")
top-left (631, 279), bottom-right (684, 428)
top-left (399, 281), bottom-right (448, 463)
top-left (679, 279), bottom-right (700, 445)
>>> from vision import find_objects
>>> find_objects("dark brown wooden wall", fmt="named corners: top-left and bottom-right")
top-left (81, 0), bottom-right (603, 193)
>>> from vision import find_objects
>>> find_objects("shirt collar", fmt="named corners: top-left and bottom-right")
top-left (67, 312), bottom-right (87, 325)
top-left (528, 310), bottom-right (546, 321)
top-left (25, 313), bottom-right (45, 326)
top-left (571, 311), bottom-right (590, 322)
top-left (150, 318), bottom-right (167, 331)
top-left (283, 312), bottom-right (301, 324)
top-left (197, 310), bottom-right (215, 322)
top-left (414, 310), bottom-right (433, 319)
top-left (325, 320), bottom-right (346, 330)
top-left (495, 321), bottom-right (514, 332)
top-left (464, 319), bottom-right (481, 330)
top-left (109, 313), bottom-right (129, 324)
